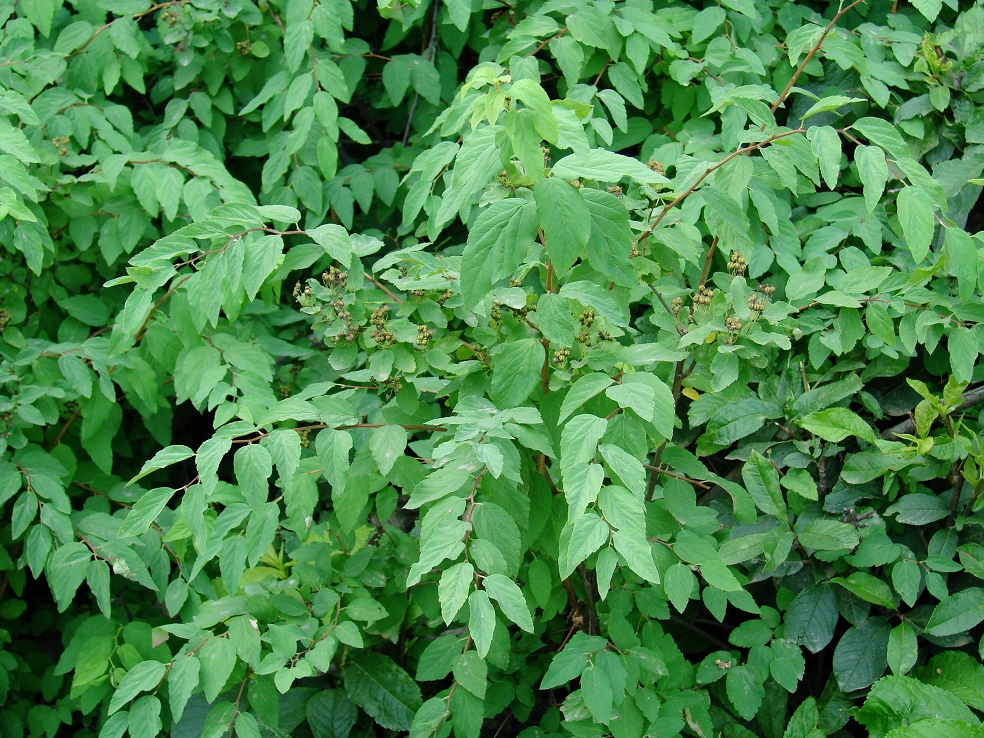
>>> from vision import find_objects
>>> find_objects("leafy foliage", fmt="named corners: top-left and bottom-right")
top-left (2, 0), bottom-right (984, 735)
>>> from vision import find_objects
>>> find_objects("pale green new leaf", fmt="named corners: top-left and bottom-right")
top-left (108, 661), bottom-right (167, 714)
top-left (483, 573), bottom-right (534, 632)
top-left (468, 590), bottom-right (496, 658)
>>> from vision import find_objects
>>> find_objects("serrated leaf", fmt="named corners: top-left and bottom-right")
top-left (108, 660), bottom-right (167, 714)
top-left (439, 562), bottom-right (473, 624)
top-left (856, 145), bottom-right (888, 213)
top-left (534, 177), bottom-right (590, 275)
top-left (129, 445), bottom-right (195, 485)
top-left (833, 619), bottom-right (889, 692)
top-left (798, 407), bottom-right (875, 443)
top-left (460, 199), bottom-right (538, 309)
top-left (483, 573), bottom-right (534, 632)
top-left (343, 653), bottom-right (422, 731)
top-left (370, 425), bottom-right (407, 476)
top-left (785, 584), bottom-right (839, 654)
top-left (468, 590), bottom-right (496, 658)
top-left (118, 487), bottom-right (176, 537)
top-left (559, 373), bottom-right (614, 423)
top-left (926, 588), bottom-right (984, 637)
top-left (897, 186), bottom-right (935, 264)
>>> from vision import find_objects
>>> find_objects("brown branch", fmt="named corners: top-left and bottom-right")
top-left (532, 28), bottom-right (567, 57)
top-left (882, 385), bottom-right (984, 439)
top-left (698, 236), bottom-right (719, 289)
top-left (364, 273), bottom-right (403, 303)
top-left (134, 275), bottom-right (191, 342)
top-left (770, 0), bottom-right (867, 116)
top-left (645, 464), bottom-right (709, 490)
top-left (636, 129), bottom-right (806, 245)
top-left (48, 404), bottom-right (82, 451)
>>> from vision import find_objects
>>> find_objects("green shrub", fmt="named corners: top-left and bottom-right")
top-left (2, 0), bottom-right (984, 735)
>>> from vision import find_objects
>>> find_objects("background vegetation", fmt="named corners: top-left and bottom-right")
top-left (2, 0), bottom-right (984, 735)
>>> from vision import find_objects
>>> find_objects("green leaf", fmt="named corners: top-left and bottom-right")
top-left (460, 199), bottom-right (538, 309)
top-left (167, 655), bottom-right (200, 723)
top-left (560, 414), bottom-right (607, 481)
top-left (831, 572), bottom-right (895, 609)
top-left (926, 588), bottom-right (984, 637)
top-left (309, 224), bottom-right (353, 267)
top-left (581, 662), bottom-right (614, 723)
top-left (234, 444), bottom-right (273, 508)
top-left (0, 118), bottom-right (40, 163)
top-left (785, 584), bottom-right (839, 654)
top-left (199, 636), bottom-right (237, 702)
top-left (540, 632), bottom-right (606, 689)
top-left (887, 622), bottom-right (918, 676)
top-left (129, 445), bottom-right (195, 485)
top-left (897, 186), bottom-right (935, 264)
top-left (196, 436), bottom-right (232, 494)
top-left (949, 326), bottom-right (979, 383)
top-left (439, 561), bottom-right (474, 624)
top-left (47, 542), bottom-right (91, 612)
top-left (483, 573), bottom-right (534, 632)
top-left (664, 562), bottom-right (695, 613)
top-left (856, 145), bottom-right (888, 213)
top-left (910, 0), bottom-right (942, 21)
top-left (108, 660), bottom-right (167, 714)
top-left (798, 407), bottom-right (875, 443)
top-left (467, 590), bottom-right (496, 659)
top-left (370, 425), bottom-right (407, 476)
top-left (342, 653), bottom-right (423, 732)
top-left (560, 511), bottom-right (608, 579)
top-left (491, 338), bottom-right (545, 408)
top-left (559, 373), bottom-right (614, 423)
top-left (600, 444), bottom-right (646, 498)
top-left (807, 126), bottom-right (841, 189)
top-left (129, 695), bottom-right (163, 737)
top-left (552, 149), bottom-right (668, 185)
top-left (452, 651), bottom-right (487, 699)
top-left (317, 428), bottom-right (352, 493)
top-left (582, 188), bottom-right (637, 287)
top-left (416, 635), bottom-right (464, 681)
top-left (726, 665), bottom-right (764, 720)
top-left (118, 487), bottom-right (176, 537)
top-left (885, 493), bottom-right (949, 525)
top-left (917, 652), bottom-right (984, 711)
top-left (833, 618), bottom-right (890, 692)
top-left (306, 689), bottom-right (358, 738)
top-left (783, 698), bottom-right (821, 738)
top-left (534, 293), bottom-right (578, 345)
top-left (266, 429), bottom-right (302, 485)
top-left (741, 451), bottom-right (785, 518)
top-left (798, 520), bottom-right (860, 552)
top-left (534, 177), bottom-right (590, 275)
top-left (770, 640), bottom-right (805, 692)
top-left (800, 96), bottom-right (864, 121)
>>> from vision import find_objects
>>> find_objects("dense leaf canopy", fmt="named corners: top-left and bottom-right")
top-left (2, 0), bottom-right (984, 735)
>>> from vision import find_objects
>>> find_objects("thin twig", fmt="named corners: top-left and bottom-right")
top-left (636, 129), bottom-right (806, 245)
top-left (882, 385), bottom-right (984, 439)
top-left (364, 272), bottom-right (403, 303)
top-left (769, 0), bottom-right (867, 116)
top-left (645, 464), bottom-right (709, 490)
top-left (698, 236), bottom-right (719, 289)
